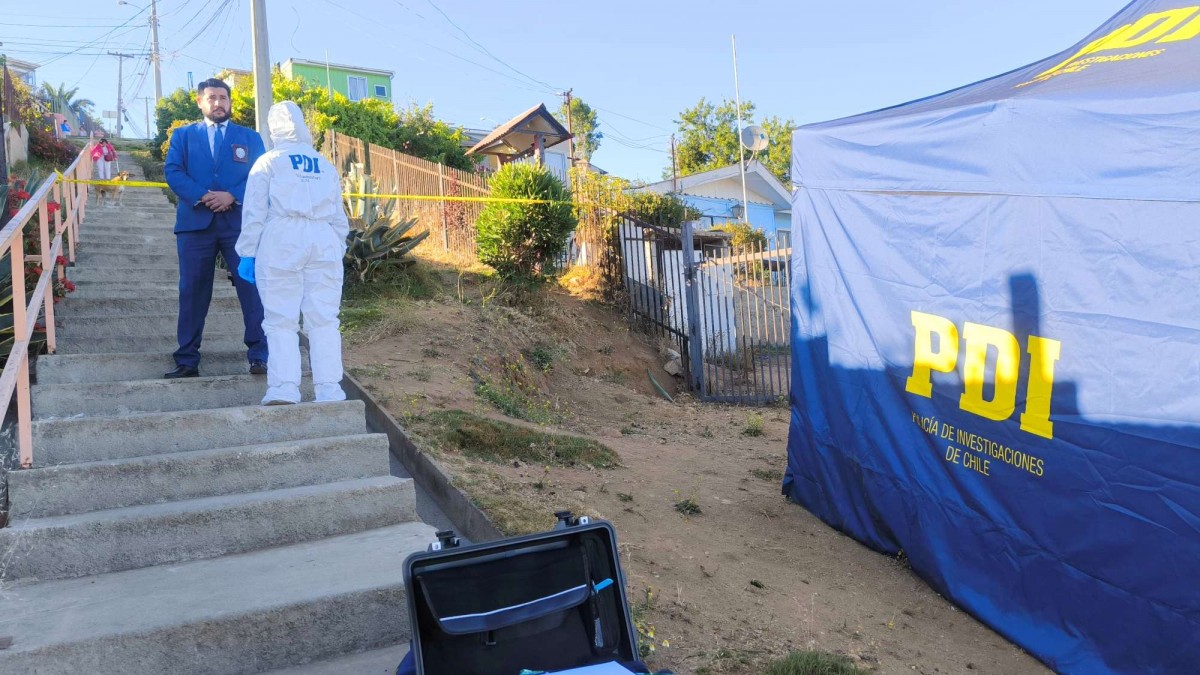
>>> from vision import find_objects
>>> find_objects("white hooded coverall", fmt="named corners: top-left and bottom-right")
top-left (236, 102), bottom-right (350, 404)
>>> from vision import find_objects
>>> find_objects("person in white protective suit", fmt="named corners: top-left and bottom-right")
top-left (235, 101), bottom-right (349, 405)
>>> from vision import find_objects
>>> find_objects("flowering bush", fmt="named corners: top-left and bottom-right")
top-left (28, 121), bottom-right (79, 167)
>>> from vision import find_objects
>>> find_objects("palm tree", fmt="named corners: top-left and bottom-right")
top-left (40, 82), bottom-right (96, 131)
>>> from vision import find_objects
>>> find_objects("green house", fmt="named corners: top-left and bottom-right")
top-left (280, 59), bottom-right (394, 103)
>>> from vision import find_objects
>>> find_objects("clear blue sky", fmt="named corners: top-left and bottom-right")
top-left (11, 0), bottom-right (1131, 181)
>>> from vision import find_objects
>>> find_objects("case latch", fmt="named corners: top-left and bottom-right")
top-left (553, 511), bottom-right (591, 529)
top-left (430, 530), bottom-right (461, 551)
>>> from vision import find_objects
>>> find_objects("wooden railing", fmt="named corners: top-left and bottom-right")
top-left (1, 139), bottom-right (94, 468)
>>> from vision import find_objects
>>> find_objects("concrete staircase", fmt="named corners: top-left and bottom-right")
top-left (0, 154), bottom-right (432, 673)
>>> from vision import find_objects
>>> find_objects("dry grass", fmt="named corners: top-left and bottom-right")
top-left (557, 264), bottom-right (607, 301)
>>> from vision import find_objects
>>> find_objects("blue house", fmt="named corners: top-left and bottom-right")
top-left (630, 160), bottom-right (793, 245)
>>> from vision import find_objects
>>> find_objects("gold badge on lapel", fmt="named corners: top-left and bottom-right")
top-left (232, 144), bottom-right (249, 163)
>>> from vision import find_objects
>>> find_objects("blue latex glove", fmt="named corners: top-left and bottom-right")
top-left (237, 257), bottom-right (256, 284)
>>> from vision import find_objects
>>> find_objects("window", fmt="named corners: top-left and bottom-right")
top-left (347, 76), bottom-right (368, 102)
top-left (374, 84), bottom-right (388, 98)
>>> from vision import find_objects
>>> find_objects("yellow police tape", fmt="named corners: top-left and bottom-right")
top-left (59, 175), bottom-right (567, 205)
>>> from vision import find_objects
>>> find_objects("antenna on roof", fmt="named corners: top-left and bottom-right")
top-left (741, 124), bottom-right (769, 153)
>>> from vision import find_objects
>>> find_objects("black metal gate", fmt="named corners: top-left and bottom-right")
top-left (618, 219), bottom-right (792, 404)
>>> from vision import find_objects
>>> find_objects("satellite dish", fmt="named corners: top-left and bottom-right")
top-left (740, 125), bottom-right (769, 152)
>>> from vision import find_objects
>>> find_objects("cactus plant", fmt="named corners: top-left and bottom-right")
top-left (342, 164), bottom-right (429, 282)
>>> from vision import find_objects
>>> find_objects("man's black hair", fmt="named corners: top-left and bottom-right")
top-left (197, 78), bottom-right (231, 96)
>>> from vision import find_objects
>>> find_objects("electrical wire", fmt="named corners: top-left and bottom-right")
top-left (315, 0), bottom-right (547, 96)
top-left (171, 0), bottom-right (237, 54)
top-left (32, 7), bottom-right (150, 67)
top-left (421, 0), bottom-right (559, 93)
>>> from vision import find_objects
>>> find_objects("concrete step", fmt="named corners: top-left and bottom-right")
top-left (264, 644), bottom-right (410, 675)
top-left (58, 311), bottom-right (244, 338)
top-left (79, 234), bottom-right (177, 247)
top-left (8, 434), bottom-right (390, 518)
top-left (74, 245), bottom-right (179, 259)
top-left (34, 373), bottom-right (313, 418)
top-left (56, 332), bottom-right (245, 355)
top-left (82, 215), bottom-right (176, 224)
top-left (37, 348), bottom-right (298, 384)
top-left (75, 251), bottom-right (181, 267)
top-left (71, 266), bottom-right (180, 283)
top-left (33, 399), bottom-right (368, 464)
top-left (55, 294), bottom-right (241, 317)
top-left (0, 475), bottom-right (417, 581)
top-left (0, 523), bottom-right (435, 674)
top-left (68, 282), bottom-right (239, 300)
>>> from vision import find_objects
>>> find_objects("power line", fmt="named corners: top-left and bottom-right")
top-left (0, 21), bottom-right (134, 28)
top-left (316, 0), bottom-right (547, 95)
top-left (32, 8), bottom-right (150, 67)
top-left (172, 0), bottom-right (238, 54)
top-left (167, 0), bottom-right (218, 39)
top-left (0, 35), bottom-right (144, 47)
top-left (1, 47), bottom-right (150, 57)
top-left (421, 0), bottom-right (559, 92)
top-left (68, 24), bottom-right (149, 91)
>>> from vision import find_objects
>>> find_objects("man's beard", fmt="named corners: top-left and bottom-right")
top-left (205, 108), bottom-right (230, 123)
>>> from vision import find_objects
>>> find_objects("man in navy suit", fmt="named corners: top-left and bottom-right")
top-left (163, 78), bottom-right (268, 378)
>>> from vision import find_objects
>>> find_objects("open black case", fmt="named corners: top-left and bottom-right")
top-left (403, 512), bottom-right (641, 675)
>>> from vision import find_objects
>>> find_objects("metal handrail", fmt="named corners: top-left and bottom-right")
top-left (1, 136), bottom-right (94, 468)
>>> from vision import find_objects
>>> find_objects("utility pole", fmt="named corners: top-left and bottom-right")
top-left (108, 52), bottom-right (136, 139)
top-left (119, 0), bottom-right (161, 102)
top-left (560, 88), bottom-right (574, 167)
top-left (671, 134), bottom-right (678, 193)
top-left (138, 96), bottom-right (152, 139)
top-left (250, 0), bottom-right (272, 149)
top-left (0, 55), bottom-right (10, 189)
top-left (150, 0), bottom-right (162, 102)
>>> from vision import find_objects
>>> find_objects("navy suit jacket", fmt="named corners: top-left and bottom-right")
top-left (164, 120), bottom-right (266, 234)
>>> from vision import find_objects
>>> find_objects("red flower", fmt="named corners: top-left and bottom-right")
top-left (31, 266), bottom-right (42, 276)
top-left (56, 256), bottom-right (68, 267)
top-left (52, 296), bottom-right (62, 304)
top-left (63, 279), bottom-right (76, 292)
top-left (47, 202), bottom-right (61, 215)
top-left (7, 208), bottom-right (16, 217)
top-left (14, 190), bottom-right (31, 200)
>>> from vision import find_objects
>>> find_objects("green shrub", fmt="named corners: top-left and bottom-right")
top-left (160, 119), bottom-right (195, 161)
top-left (712, 220), bottom-right (768, 247)
top-left (153, 88), bottom-right (202, 160)
top-left (628, 191), bottom-right (701, 229)
top-left (476, 163), bottom-right (576, 283)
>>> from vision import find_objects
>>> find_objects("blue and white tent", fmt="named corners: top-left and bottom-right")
top-left (784, 2), bottom-right (1200, 672)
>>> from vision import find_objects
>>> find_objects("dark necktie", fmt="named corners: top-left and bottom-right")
top-left (213, 124), bottom-right (224, 157)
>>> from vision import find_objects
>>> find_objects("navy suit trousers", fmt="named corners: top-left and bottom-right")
top-left (174, 217), bottom-right (267, 368)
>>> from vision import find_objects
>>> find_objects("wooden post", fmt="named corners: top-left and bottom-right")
top-left (437, 164), bottom-right (449, 251)
top-left (391, 153), bottom-right (402, 223)
top-left (38, 197), bottom-right (56, 355)
top-left (11, 235), bottom-right (32, 468)
top-left (533, 133), bottom-right (545, 166)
